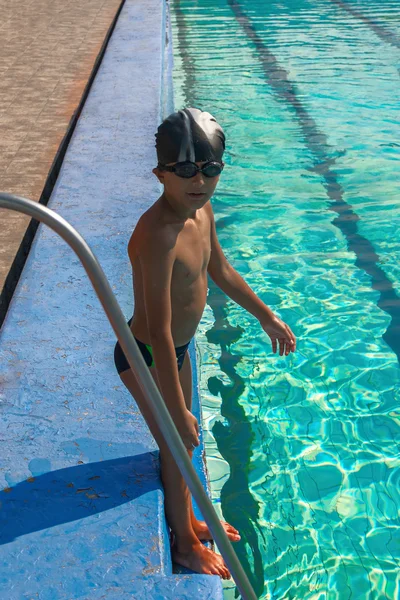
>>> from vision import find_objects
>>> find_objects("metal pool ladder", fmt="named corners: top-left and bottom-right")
top-left (0, 193), bottom-right (258, 600)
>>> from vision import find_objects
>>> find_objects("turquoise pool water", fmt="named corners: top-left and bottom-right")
top-left (170, 1), bottom-right (400, 598)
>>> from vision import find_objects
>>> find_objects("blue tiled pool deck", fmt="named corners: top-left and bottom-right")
top-left (0, 0), bottom-right (224, 597)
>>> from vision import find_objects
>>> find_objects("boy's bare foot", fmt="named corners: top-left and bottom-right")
top-left (171, 539), bottom-right (231, 579)
top-left (192, 519), bottom-right (241, 542)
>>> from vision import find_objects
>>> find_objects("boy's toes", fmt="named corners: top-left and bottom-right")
top-left (223, 522), bottom-right (241, 541)
top-left (226, 523), bottom-right (239, 535)
top-left (222, 566), bottom-right (231, 579)
top-left (216, 556), bottom-right (230, 579)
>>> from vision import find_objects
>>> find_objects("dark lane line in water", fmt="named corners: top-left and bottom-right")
top-left (228, 0), bottom-right (400, 365)
top-left (329, 0), bottom-right (400, 50)
top-left (173, 2), bottom-right (265, 594)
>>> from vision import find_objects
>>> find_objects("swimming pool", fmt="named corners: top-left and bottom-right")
top-left (170, 0), bottom-right (400, 598)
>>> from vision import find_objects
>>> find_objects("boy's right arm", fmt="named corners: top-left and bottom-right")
top-left (138, 228), bottom-right (199, 450)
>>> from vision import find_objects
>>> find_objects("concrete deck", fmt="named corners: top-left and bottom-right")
top-left (0, 0), bottom-right (224, 596)
top-left (0, 0), bottom-right (124, 322)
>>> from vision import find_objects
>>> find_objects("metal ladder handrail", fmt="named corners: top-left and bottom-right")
top-left (0, 193), bottom-right (257, 600)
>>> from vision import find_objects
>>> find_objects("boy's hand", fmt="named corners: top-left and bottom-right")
top-left (260, 315), bottom-right (296, 356)
top-left (176, 409), bottom-right (200, 450)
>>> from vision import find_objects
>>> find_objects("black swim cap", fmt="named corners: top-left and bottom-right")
top-left (155, 107), bottom-right (225, 165)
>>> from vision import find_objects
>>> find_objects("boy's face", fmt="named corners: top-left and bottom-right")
top-left (152, 160), bottom-right (221, 209)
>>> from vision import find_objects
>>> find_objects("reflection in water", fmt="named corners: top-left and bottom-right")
top-left (207, 279), bottom-right (265, 599)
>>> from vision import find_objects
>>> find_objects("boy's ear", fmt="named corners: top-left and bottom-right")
top-left (152, 167), bottom-right (164, 183)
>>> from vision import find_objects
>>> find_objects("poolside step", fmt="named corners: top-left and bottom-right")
top-left (0, 445), bottom-right (224, 598)
top-left (88, 575), bottom-right (224, 599)
top-left (0, 447), bottom-right (171, 592)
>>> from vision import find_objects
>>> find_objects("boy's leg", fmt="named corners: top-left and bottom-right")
top-left (120, 361), bottom-right (230, 578)
top-left (178, 352), bottom-right (240, 543)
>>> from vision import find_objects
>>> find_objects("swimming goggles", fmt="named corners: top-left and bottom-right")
top-left (158, 160), bottom-right (224, 178)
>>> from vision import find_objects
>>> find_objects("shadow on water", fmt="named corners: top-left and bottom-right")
top-left (0, 452), bottom-right (160, 545)
top-left (206, 279), bottom-right (265, 599)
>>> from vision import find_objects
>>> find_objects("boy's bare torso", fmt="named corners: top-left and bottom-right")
top-left (128, 197), bottom-right (212, 346)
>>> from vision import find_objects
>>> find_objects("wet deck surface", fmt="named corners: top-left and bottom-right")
top-left (0, 0), bottom-right (123, 299)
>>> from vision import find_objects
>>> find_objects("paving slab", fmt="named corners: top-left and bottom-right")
top-left (0, 0), bottom-right (124, 321)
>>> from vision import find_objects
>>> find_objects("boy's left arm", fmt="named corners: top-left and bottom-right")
top-left (206, 204), bottom-right (296, 356)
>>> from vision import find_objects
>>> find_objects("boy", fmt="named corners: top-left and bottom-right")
top-left (114, 107), bottom-right (296, 578)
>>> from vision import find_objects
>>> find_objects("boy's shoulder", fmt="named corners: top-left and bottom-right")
top-left (128, 200), bottom-right (176, 258)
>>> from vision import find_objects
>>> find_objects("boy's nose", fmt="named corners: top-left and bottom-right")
top-left (192, 171), bottom-right (205, 183)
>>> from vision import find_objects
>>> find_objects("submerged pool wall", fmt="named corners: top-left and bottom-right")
top-left (0, 0), bottom-right (223, 597)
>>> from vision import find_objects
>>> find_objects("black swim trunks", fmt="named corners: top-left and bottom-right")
top-left (114, 317), bottom-right (190, 375)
